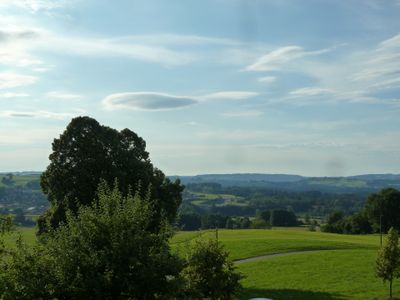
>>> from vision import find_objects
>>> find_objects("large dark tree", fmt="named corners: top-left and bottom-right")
top-left (38, 116), bottom-right (183, 233)
top-left (364, 188), bottom-right (400, 233)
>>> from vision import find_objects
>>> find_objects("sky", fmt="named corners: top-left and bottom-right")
top-left (1, 0), bottom-right (400, 176)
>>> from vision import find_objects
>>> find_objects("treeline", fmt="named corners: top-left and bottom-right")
top-left (322, 188), bottom-right (400, 234)
top-left (185, 182), bottom-right (366, 216)
top-left (178, 209), bottom-right (299, 231)
top-left (178, 213), bottom-right (252, 230)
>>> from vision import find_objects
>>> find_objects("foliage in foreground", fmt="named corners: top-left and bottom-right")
top-left (1, 184), bottom-right (183, 299)
top-left (376, 227), bottom-right (400, 299)
top-left (0, 184), bottom-right (242, 299)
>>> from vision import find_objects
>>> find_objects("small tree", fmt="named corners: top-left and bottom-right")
top-left (182, 239), bottom-right (242, 299)
top-left (376, 227), bottom-right (400, 298)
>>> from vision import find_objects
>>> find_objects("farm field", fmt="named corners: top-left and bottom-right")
top-left (4, 227), bottom-right (394, 299)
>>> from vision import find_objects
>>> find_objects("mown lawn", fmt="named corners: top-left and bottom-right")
top-left (238, 249), bottom-right (398, 300)
top-left (172, 228), bottom-right (381, 260)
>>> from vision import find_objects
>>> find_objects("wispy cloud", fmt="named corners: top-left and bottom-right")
top-left (246, 46), bottom-right (329, 71)
top-left (221, 110), bottom-right (263, 118)
top-left (0, 92), bottom-right (30, 98)
top-left (289, 87), bottom-right (333, 96)
top-left (247, 33), bottom-right (400, 106)
top-left (0, 0), bottom-right (69, 13)
top-left (258, 76), bottom-right (276, 84)
top-left (0, 24), bottom-right (44, 67)
top-left (351, 33), bottom-right (400, 91)
top-left (200, 91), bottom-right (259, 101)
top-left (0, 72), bottom-right (38, 89)
top-left (46, 91), bottom-right (83, 100)
top-left (0, 110), bottom-right (77, 120)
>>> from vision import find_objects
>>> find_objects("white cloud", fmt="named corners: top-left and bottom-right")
top-left (200, 91), bottom-right (259, 101)
top-left (0, 72), bottom-right (38, 89)
top-left (0, 0), bottom-right (68, 13)
top-left (246, 46), bottom-right (329, 71)
top-left (258, 76), bottom-right (276, 84)
top-left (0, 25), bottom-right (45, 67)
top-left (0, 92), bottom-right (29, 98)
top-left (46, 91), bottom-right (83, 100)
top-left (289, 87), bottom-right (333, 96)
top-left (351, 33), bottom-right (400, 91)
top-left (221, 110), bottom-right (263, 118)
top-left (250, 33), bottom-right (400, 106)
top-left (0, 110), bottom-right (76, 120)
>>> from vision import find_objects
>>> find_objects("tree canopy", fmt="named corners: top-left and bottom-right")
top-left (365, 188), bottom-right (400, 233)
top-left (39, 116), bottom-right (183, 233)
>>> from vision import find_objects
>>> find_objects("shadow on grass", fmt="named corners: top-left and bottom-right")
top-left (239, 288), bottom-right (346, 300)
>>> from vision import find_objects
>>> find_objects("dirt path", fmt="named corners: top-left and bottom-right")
top-left (234, 250), bottom-right (324, 264)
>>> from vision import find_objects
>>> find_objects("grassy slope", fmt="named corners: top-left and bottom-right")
top-left (173, 229), bottom-right (389, 299)
top-left (238, 249), bottom-right (396, 300)
top-left (172, 228), bottom-right (380, 260)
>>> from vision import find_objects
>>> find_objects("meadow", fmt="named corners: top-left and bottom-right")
top-left (4, 227), bottom-right (395, 299)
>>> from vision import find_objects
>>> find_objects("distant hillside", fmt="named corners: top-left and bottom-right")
top-left (170, 173), bottom-right (304, 184)
top-left (170, 173), bottom-right (400, 194)
top-left (349, 174), bottom-right (400, 181)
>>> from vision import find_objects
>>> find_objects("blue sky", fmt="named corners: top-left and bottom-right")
top-left (1, 0), bottom-right (400, 176)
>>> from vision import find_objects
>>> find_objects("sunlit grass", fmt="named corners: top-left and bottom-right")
top-left (172, 228), bottom-right (381, 260)
top-left (238, 249), bottom-right (397, 300)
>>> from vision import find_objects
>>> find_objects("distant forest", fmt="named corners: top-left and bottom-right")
top-left (1, 172), bottom-right (400, 229)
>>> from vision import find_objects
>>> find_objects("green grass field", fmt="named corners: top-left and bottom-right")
top-left (0, 174), bottom-right (39, 187)
top-left (172, 228), bottom-right (380, 260)
top-left (3, 227), bottom-right (395, 299)
top-left (238, 249), bottom-right (396, 299)
top-left (2, 227), bottom-right (37, 247)
top-left (172, 228), bottom-right (394, 299)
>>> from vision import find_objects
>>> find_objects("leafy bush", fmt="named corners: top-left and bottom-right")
top-left (1, 183), bottom-right (183, 299)
top-left (182, 239), bottom-right (242, 299)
